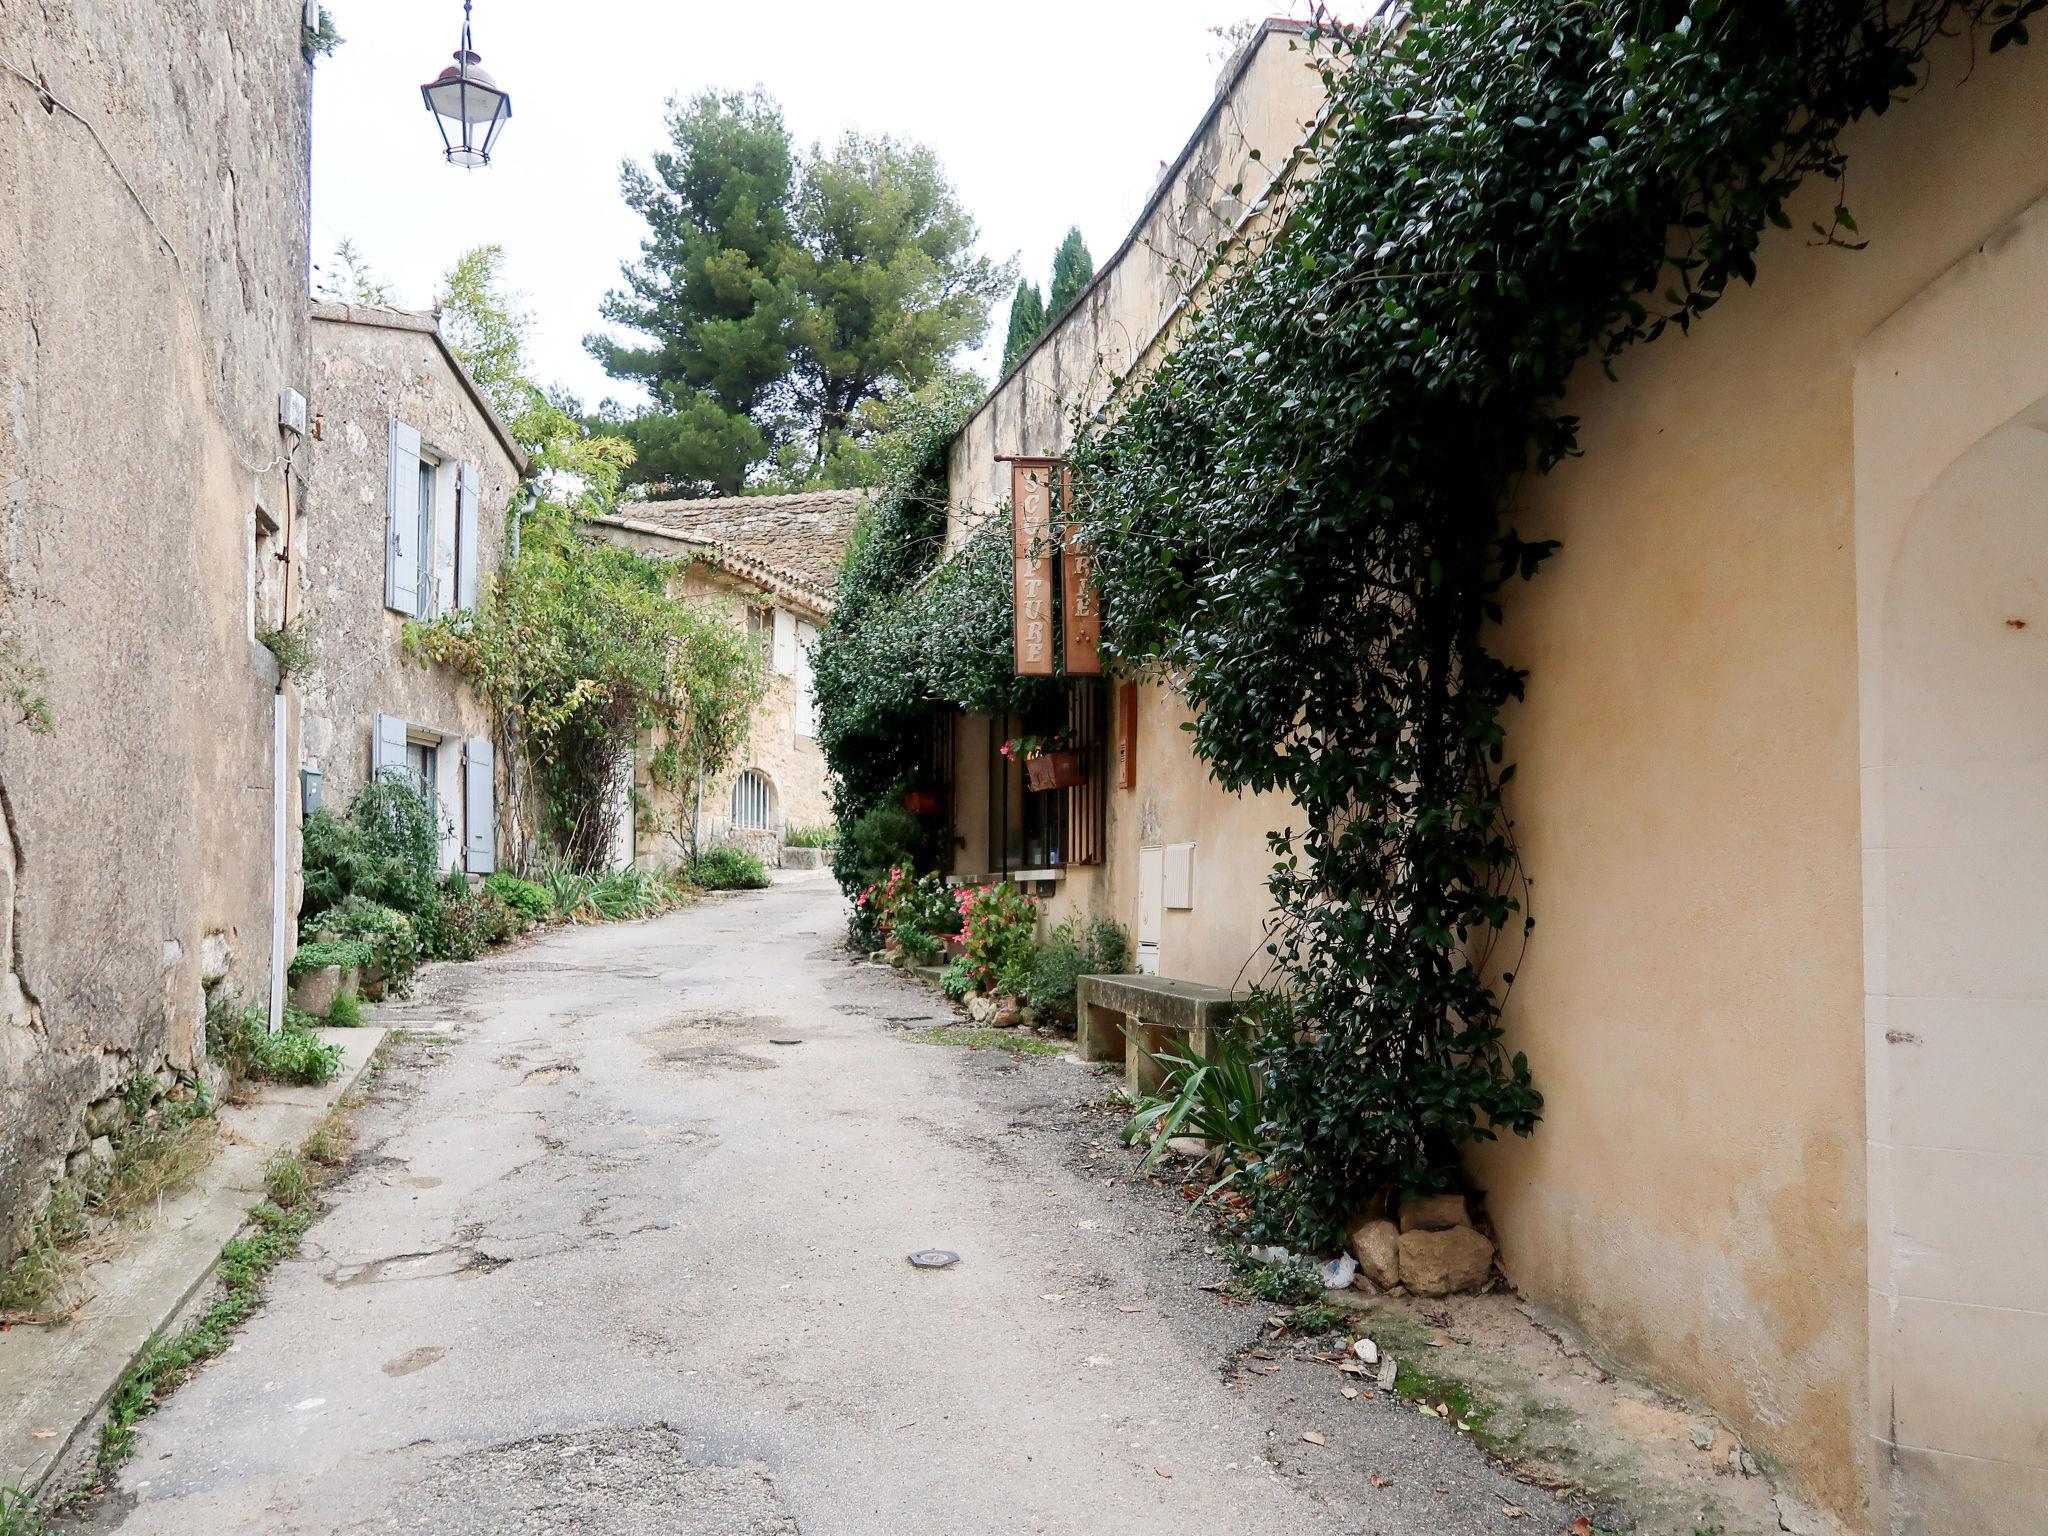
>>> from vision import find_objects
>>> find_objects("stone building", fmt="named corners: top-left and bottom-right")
top-left (298, 303), bottom-right (528, 873)
top-left (589, 490), bottom-right (859, 864)
top-left (0, 3), bottom-right (316, 1259)
top-left (927, 17), bottom-right (2048, 1534)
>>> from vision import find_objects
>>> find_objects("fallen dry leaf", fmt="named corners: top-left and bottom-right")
top-left (1501, 1505), bottom-right (1527, 1519)
top-left (1428, 1330), bottom-right (1454, 1347)
top-left (1341, 1386), bottom-right (1360, 1399)
top-left (1117, 1305), bottom-right (1145, 1313)
top-left (1154, 1466), bottom-right (1172, 1479)
top-left (1570, 1521), bottom-right (1594, 1536)
top-left (30, 1430), bottom-right (55, 1439)
top-left (1300, 1429), bottom-right (1327, 1446)
top-left (1369, 1474), bottom-right (1390, 1489)
top-left (1039, 1294), bottom-right (1065, 1303)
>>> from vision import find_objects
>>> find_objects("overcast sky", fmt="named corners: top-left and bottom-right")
top-left (310, 1), bottom-right (1355, 410)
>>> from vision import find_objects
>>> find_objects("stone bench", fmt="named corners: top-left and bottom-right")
top-left (1075, 974), bottom-right (1241, 1095)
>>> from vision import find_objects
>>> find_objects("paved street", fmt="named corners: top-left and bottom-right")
top-left (70, 871), bottom-right (1579, 1535)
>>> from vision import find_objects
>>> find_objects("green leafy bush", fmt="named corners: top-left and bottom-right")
top-left (588, 866), bottom-right (661, 918)
top-left (691, 846), bottom-right (770, 890)
top-left (784, 822), bottom-right (838, 849)
top-left (325, 896), bottom-right (422, 986)
top-left (939, 956), bottom-right (976, 1000)
top-left (1230, 1247), bottom-right (1323, 1307)
top-left (840, 801), bottom-right (925, 891)
top-left (205, 994), bottom-right (343, 1087)
top-left (325, 990), bottom-right (364, 1028)
top-left (431, 889), bottom-right (514, 961)
top-left (301, 778), bottom-right (445, 926)
top-left (287, 939), bottom-right (373, 979)
top-left (1026, 916), bottom-right (1130, 1028)
top-left (484, 872), bottom-right (553, 922)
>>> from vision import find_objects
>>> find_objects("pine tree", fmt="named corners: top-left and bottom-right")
top-left (1001, 280), bottom-right (1047, 374)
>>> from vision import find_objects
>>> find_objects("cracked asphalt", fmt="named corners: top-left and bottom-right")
top-left (68, 870), bottom-right (1596, 1535)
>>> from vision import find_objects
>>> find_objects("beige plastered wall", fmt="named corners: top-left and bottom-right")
top-left (1470, 34), bottom-right (2048, 1531)
top-left (300, 313), bottom-right (521, 861)
top-left (0, 3), bottom-right (312, 1257)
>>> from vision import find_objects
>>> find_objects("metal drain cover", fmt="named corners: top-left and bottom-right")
top-left (907, 1249), bottom-right (960, 1269)
top-left (768, 1038), bottom-right (804, 1046)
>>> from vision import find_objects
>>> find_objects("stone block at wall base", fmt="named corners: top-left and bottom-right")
top-left (1398, 1225), bottom-right (1494, 1296)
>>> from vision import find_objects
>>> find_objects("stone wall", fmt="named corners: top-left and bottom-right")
top-left (0, 1), bottom-right (314, 1258)
top-left (299, 307), bottom-right (522, 859)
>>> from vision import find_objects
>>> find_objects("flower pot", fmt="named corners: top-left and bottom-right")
top-left (904, 789), bottom-right (941, 815)
top-left (1025, 749), bottom-right (1085, 792)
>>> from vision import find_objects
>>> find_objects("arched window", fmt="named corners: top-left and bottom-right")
top-left (730, 769), bottom-right (775, 830)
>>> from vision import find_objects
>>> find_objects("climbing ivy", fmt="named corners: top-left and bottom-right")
top-left (813, 378), bottom-right (1058, 899)
top-left (1068, 0), bottom-right (2034, 1244)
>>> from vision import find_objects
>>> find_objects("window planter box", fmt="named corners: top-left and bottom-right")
top-left (1025, 750), bottom-right (1085, 792)
top-left (904, 788), bottom-right (942, 816)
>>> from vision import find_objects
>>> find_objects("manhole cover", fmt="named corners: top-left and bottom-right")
top-left (907, 1249), bottom-right (960, 1269)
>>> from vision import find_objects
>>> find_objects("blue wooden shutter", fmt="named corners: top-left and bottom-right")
top-left (372, 712), bottom-right (408, 781)
top-left (463, 737), bottom-right (496, 873)
top-left (454, 462), bottom-right (481, 610)
top-left (385, 419), bottom-right (422, 613)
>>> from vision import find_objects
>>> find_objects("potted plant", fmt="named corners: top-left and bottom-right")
top-left (1001, 733), bottom-right (1086, 792)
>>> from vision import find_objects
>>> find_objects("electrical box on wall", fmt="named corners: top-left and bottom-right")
top-left (1163, 842), bottom-right (1195, 909)
top-left (278, 387), bottom-right (308, 438)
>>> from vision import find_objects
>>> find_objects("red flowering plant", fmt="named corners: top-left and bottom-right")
top-left (997, 732), bottom-right (1068, 763)
top-left (954, 881), bottom-right (1039, 997)
top-left (861, 866), bottom-right (958, 966)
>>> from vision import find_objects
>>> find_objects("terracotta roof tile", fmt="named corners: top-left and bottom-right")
top-left (608, 488), bottom-right (867, 600)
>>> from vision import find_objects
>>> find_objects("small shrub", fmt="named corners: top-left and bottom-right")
top-left (691, 846), bottom-right (770, 890)
top-left (840, 801), bottom-right (926, 894)
top-left (325, 896), bottom-right (421, 987)
top-left (325, 990), bottom-right (364, 1028)
top-left (939, 956), bottom-right (976, 1000)
top-left (1230, 1248), bottom-right (1323, 1307)
top-left (784, 821), bottom-right (838, 849)
top-left (431, 889), bottom-right (514, 961)
top-left (1122, 1027), bottom-right (1267, 1178)
top-left (263, 1149), bottom-right (309, 1208)
top-left (255, 616), bottom-right (316, 679)
top-left (484, 871), bottom-right (553, 922)
top-left (588, 866), bottom-right (661, 919)
top-left (287, 938), bottom-right (373, 979)
top-left (205, 993), bottom-right (343, 1087)
top-left (301, 777), bottom-right (445, 926)
top-left (1027, 916), bottom-right (1131, 1028)
top-left (539, 862), bottom-right (595, 920)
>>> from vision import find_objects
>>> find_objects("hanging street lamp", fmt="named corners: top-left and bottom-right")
top-left (420, 0), bottom-right (511, 168)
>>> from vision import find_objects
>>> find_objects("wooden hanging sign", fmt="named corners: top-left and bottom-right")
top-left (1010, 460), bottom-right (1057, 676)
top-left (1060, 464), bottom-right (1102, 676)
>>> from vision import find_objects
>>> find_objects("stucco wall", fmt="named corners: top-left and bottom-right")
top-left (1468, 36), bottom-right (2048, 1527)
top-left (300, 310), bottom-right (521, 859)
top-left (0, 2), bottom-right (312, 1257)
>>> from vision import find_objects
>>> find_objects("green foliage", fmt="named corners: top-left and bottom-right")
top-left (1230, 1247), bottom-right (1325, 1307)
top-left (325, 896), bottom-right (423, 987)
top-left (300, 5), bottom-right (342, 61)
top-left (939, 955), bottom-right (977, 1001)
top-left (585, 866), bottom-right (663, 918)
top-left (1046, 226), bottom-right (1096, 318)
top-left (287, 939), bottom-right (373, 979)
top-left (325, 990), bottom-right (364, 1028)
top-left (430, 886), bottom-right (514, 961)
top-left (954, 882), bottom-right (1038, 996)
top-left (255, 616), bottom-right (316, 679)
top-left (910, 1025), bottom-right (1067, 1055)
top-left (484, 871), bottom-right (554, 921)
top-left (783, 821), bottom-right (838, 849)
top-left (1, 635), bottom-right (52, 735)
top-left (1122, 1029), bottom-right (1267, 1178)
top-left (301, 778), bottom-right (445, 927)
top-left (690, 846), bottom-right (770, 890)
top-left (590, 90), bottom-right (1009, 492)
top-left (315, 237), bottom-right (393, 305)
top-left (1026, 915), bottom-right (1130, 1027)
top-left (1001, 279), bottom-right (1046, 373)
top-left (409, 511), bottom-right (762, 871)
top-left (1068, 0), bottom-right (2021, 1248)
top-left (841, 802), bottom-right (927, 894)
top-left (204, 993), bottom-right (343, 1087)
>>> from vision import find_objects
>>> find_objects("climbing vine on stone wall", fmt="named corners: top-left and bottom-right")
top-left (1069, 0), bottom-right (2035, 1245)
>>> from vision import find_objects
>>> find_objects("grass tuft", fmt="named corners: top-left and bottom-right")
top-left (909, 1026), bottom-right (1067, 1055)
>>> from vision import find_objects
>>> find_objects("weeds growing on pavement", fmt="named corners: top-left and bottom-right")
top-left (909, 1026), bottom-right (1066, 1055)
top-left (0, 1487), bottom-right (46, 1536)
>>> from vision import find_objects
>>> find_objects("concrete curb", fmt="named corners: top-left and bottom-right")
top-left (0, 1028), bottom-right (385, 1496)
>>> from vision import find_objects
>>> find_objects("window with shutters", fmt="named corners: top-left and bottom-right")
top-left (413, 450), bottom-right (439, 619)
top-left (793, 620), bottom-right (818, 738)
top-left (730, 769), bottom-right (775, 830)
